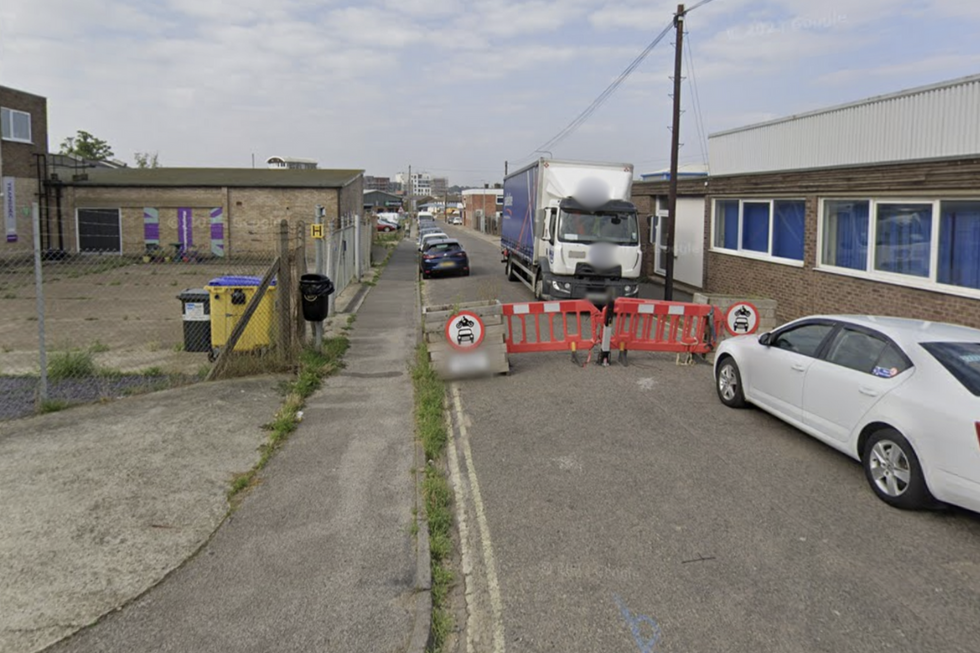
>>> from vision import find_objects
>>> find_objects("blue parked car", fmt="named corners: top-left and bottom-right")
top-left (420, 239), bottom-right (470, 278)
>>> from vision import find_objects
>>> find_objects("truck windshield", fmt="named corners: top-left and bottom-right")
top-left (557, 211), bottom-right (638, 245)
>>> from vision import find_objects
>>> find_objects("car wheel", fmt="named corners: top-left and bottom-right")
top-left (862, 429), bottom-right (936, 510)
top-left (715, 357), bottom-right (746, 408)
top-left (506, 257), bottom-right (519, 282)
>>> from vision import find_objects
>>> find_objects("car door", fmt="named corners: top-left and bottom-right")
top-left (748, 322), bottom-right (836, 423)
top-left (802, 328), bottom-right (912, 443)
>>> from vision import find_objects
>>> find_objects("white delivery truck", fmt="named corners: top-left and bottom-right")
top-left (501, 158), bottom-right (642, 302)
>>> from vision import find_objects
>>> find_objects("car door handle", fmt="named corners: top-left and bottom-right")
top-left (791, 363), bottom-right (806, 372)
top-left (859, 387), bottom-right (879, 397)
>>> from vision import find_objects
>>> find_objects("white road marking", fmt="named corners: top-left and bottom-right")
top-left (451, 383), bottom-right (506, 653)
top-left (443, 396), bottom-right (479, 653)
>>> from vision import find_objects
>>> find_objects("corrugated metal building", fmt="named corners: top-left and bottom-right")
top-left (701, 74), bottom-right (980, 329)
top-left (710, 74), bottom-right (980, 176)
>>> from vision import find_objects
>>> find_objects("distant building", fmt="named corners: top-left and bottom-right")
top-left (364, 189), bottom-right (403, 212)
top-left (267, 156), bottom-right (318, 170)
top-left (431, 176), bottom-right (449, 195)
top-left (639, 163), bottom-right (708, 182)
top-left (462, 188), bottom-right (503, 232)
top-left (395, 171), bottom-right (432, 196)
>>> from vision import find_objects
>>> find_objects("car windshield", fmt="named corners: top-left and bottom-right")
top-left (919, 342), bottom-right (980, 396)
top-left (558, 210), bottom-right (638, 245)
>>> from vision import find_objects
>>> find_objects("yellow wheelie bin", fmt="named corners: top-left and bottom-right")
top-left (205, 276), bottom-right (277, 358)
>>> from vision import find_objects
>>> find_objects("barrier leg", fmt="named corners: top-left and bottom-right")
top-left (618, 342), bottom-right (628, 366)
top-left (599, 299), bottom-right (614, 367)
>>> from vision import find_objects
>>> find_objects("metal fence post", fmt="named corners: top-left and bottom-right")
top-left (32, 202), bottom-right (48, 403)
top-left (314, 205), bottom-right (325, 349)
top-left (277, 219), bottom-right (293, 359)
top-left (324, 215), bottom-right (334, 320)
top-left (354, 213), bottom-right (362, 280)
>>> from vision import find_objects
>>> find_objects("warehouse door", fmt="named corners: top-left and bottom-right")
top-left (77, 208), bottom-right (121, 253)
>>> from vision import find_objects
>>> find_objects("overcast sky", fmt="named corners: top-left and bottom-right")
top-left (3, 0), bottom-right (979, 186)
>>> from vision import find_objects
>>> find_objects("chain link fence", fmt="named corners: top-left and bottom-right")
top-left (0, 211), bottom-right (372, 423)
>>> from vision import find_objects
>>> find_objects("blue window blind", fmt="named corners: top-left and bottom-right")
top-left (938, 201), bottom-right (980, 290)
top-left (823, 200), bottom-right (869, 270)
top-left (874, 203), bottom-right (932, 278)
top-left (772, 200), bottom-right (805, 260)
top-left (715, 200), bottom-right (739, 249)
top-left (741, 202), bottom-right (770, 252)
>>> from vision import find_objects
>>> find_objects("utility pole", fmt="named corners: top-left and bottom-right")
top-left (665, 3), bottom-right (685, 302)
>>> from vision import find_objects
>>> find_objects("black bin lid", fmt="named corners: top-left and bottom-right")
top-left (177, 288), bottom-right (210, 301)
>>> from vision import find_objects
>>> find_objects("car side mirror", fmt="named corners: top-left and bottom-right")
top-left (758, 332), bottom-right (772, 347)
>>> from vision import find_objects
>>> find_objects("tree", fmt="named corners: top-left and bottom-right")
top-left (60, 130), bottom-right (114, 161)
top-left (134, 151), bottom-right (161, 168)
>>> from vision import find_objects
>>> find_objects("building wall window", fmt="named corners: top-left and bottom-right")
top-left (712, 198), bottom-right (805, 262)
top-left (938, 201), bottom-right (980, 290)
top-left (819, 198), bottom-right (980, 295)
top-left (1, 107), bottom-right (32, 143)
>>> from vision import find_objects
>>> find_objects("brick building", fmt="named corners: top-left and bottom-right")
top-left (1, 85), bottom-right (48, 256)
top-left (695, 74), bottom-right (980, 328)
top-left (53, 168), bottom-right (363, 257)
top-left (462, 187), bottom-right (502, 232)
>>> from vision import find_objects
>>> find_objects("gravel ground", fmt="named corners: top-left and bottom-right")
top-left (0, 374), bottom-right (197, 421)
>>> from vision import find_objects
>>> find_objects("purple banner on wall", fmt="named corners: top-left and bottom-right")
top-left (210, 207), bottom-right (224, 257)
top-left (143, 208), bottom-right (160, 245)
top-left (177, 208), bottom-right (193, 247)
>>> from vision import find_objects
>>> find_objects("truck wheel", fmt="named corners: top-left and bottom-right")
top-left (534, 274), bottom-right (546, 300)
top-left (505, 258), bottom-right (519, 282)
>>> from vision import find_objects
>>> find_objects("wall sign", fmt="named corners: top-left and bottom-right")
top-left (724, 301), bottom-right (760, 336)
top-left (3, 177), bottom-right (16, 242)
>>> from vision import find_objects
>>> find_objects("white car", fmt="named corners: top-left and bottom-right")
top-left (450, 216), bottom-right (462, 225)
top-left (714, 315), bottom-right (980, 513)
top-left (418, 231), bottom-right (448, 251)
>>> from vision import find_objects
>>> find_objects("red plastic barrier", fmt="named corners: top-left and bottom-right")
top-left (502, 300), bottom-right (602, 354)
top-left (608, 298), bottom-right (719, 355)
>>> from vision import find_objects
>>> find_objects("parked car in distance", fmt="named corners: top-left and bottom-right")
top-left (714, 315), bottom-right (980, 514)
top-left (419, 231), bottom-right (448, 251)
top-left (450, 215), bottom-right (463, 225)
top-left (377, 219), bottom-right (399, 232)
top-left (420, 239), bottom-right (469, 278)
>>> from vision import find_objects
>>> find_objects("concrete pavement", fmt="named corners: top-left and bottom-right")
top-left (3, 237), bottom-right (426, 653)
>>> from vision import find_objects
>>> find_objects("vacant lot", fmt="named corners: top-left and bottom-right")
top-left (0, 256), bottom-right (275, 377)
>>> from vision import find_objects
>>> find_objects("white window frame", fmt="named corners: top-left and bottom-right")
top-left (75, 207), bottom-right (123, 255)
top-left (1, 107), bottom-right (32, 143)
top-left (709, 197), bottom-right (806, 267)
top-left (816, 197), bottom-right (980, 301)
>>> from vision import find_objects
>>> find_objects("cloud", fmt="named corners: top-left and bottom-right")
top-left (816, 53), bottom-right (980, 86)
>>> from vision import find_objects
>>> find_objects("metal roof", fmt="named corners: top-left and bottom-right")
top-left (709, 73), bottom-right (980, 176)
top-left (70, 168), bottom-right (362, 188)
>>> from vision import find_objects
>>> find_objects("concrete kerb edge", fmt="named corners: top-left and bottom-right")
top-left (409, 241), bottom-right (434, 653)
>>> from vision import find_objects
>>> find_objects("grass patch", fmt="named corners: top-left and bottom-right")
top-left (412, 343), bottom-right (455, 651)
top-left (48, 349), bottom-right (97, 381)
top-left (226, 336), bottom-right (350, 506)
top-left (39, 399), bottom-right (72, 414)
top-left (89, 340), bottom-right (110, 354)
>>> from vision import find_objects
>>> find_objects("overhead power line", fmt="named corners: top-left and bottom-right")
top-left (514, 0), bottom-right (720, 167)
top-left (684, 31), bottom-right (709, 168)
top-left (515, 19), bottom-right (675, 165)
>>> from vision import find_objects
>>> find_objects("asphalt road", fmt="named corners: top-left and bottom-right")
top-left (426, 223), bottom-right (980, 653)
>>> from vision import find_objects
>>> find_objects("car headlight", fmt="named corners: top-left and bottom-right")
top-left (623, 285), bottom-right (637, 295)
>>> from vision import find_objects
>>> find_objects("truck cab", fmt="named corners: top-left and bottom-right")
top-left (537, 198), bottom-right (641, 302)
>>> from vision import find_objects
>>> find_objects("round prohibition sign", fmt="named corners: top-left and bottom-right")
top-left (445, 311), bottom-right (485, 351)
top-left (724, 301), bottom-right (760, 336)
